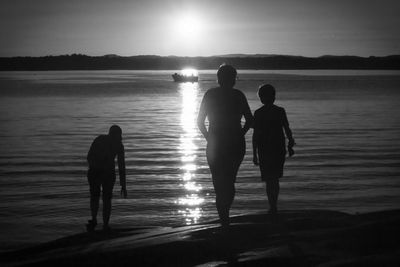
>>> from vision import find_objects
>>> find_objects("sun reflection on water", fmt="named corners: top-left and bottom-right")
top-left (176, 82), bottom-right (204, 225)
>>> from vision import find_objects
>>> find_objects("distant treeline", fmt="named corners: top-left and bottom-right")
top-left (1, 54), bottom-right (400, 70)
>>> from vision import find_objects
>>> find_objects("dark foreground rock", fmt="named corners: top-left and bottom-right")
top-left (2, 209), bottom-right (400, 266)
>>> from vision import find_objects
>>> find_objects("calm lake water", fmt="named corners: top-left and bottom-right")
top-left (0, 69), bottom-right (399, 251)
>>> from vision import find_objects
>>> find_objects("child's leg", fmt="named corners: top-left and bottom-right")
top-left (102, 178), bottom-right (115, 229)
top-left (88, 172), bottom-right (101, 224)
top-left (90, 195), bottom-right (100, 222)
top-left (102, 197), bottom-right (111, 227)
top-left (86, 195), bottom-right (99, 232)
top-left (266, 178), bottom-right (279, 212)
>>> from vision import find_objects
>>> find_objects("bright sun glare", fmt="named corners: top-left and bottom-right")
top-left (173, 13), bottom-right (203, 42)
top-left (177, 15), bottom-right (201, 34)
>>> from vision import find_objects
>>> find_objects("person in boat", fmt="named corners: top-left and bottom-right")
top-left (197, 64), bottom-right (253, 227)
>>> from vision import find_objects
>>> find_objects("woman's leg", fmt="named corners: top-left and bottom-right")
top-left (212, 176), bottom-right (235, 226)
top-left (207, 136), bottom-right (244, 226)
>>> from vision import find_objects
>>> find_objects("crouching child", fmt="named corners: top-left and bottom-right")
top-left (86, 125), bottom-right (127, 232)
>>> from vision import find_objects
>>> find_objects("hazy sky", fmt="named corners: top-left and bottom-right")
top-left (1, 0), bottom-right (399, 57)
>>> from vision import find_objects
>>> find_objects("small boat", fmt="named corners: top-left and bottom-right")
top-left (172, 72), bottom-right (198, 83)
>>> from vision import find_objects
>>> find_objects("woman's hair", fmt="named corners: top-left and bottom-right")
top-left (217, 64), bottom-right (237, 87)
top-left (258, 84), bottom-right (276, 104)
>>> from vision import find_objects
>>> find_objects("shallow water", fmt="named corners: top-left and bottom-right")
top-left (0, 70), bottom-right (399, 251)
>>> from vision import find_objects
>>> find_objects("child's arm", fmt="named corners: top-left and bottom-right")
top-left (87, 145), bottom-right (94, 168)
top-left (282, 109), bottom-right (295, 157)
top-left (252, 113), bottom-right (259, 165)
top-left (86, 139), bottom-right (96, 168)
top-left (87, 137), bottom-right (101, 169)
top-left (252, 131), bottom-right (260, 165)
top-left (118, 144), bottom-right (127, 198)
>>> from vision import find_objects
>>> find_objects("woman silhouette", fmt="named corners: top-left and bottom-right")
top-left (197, 64), bottom-right (253, 227)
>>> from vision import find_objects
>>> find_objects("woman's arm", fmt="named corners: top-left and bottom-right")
top-left (241, 93), bottom-right (254, 136)
top-left (197, 93), bottom-right (209, 140)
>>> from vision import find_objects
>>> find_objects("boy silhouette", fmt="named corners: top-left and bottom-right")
top-left (86, 125), bottom-right (127, 232)
top-left (252, 84), bottom-right (295, 214)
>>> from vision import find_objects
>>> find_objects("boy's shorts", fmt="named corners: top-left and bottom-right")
top-left (87, 169), bottom-right (116, 199)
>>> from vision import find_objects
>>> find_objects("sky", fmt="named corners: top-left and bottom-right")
top-left (0, 0), bottom-right (399, 57)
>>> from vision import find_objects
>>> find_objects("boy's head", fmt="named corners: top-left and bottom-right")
top-left (109, 125), bottom-right (122, 143)
top-left (258, 84), bottom-right (276, 105)
top-left (217, 64), bottom-right (237, 88)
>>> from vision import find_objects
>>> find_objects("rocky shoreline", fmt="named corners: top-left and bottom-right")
top-left (2, 209), bottom-right (400, 266)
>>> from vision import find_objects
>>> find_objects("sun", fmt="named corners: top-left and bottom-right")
top-left (173, 13), bottom-right (203, 42)
top-left (176, 15), bottom-right (201, 35)
top-left (165, 11), bottom-right (207, 54)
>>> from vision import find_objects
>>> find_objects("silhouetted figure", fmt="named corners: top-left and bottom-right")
top-left (252, 84), bottom-right (295, 214)
top-left (197, 64), bottom-right (253, 227)
top-left (86, 125), bottom-right (127, 232)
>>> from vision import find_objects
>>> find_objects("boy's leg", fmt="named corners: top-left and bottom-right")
top-left (266, 178), bottom-right (279, 213)
top-left (90, 195), bottom-right (100, 222)
top-left (88, 170), bottom-right (101, 224)
top-left (102, 176), bottom-right (115, 229)
top-left (102, 196), bottom-right (111, 228)
top-left (86, 196), bottom-right (99, 232)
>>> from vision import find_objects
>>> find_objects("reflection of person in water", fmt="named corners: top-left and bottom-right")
top-left (197, 64), bottom-right (253, 227)
top-left (86, 125), bottom-right (127, 232)
top-left (252, 84), bottom-right (295, 214)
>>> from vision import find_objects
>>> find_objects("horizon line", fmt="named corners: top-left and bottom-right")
top-left (1, 53), bottom-right (399, 59)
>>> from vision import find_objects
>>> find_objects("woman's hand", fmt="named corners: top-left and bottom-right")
top-left (288, 146), bottom-right (295, 157)
top-left (202, 131), bottom-right (209, 141)
top-left (253, 154), bottom-right (259, 166)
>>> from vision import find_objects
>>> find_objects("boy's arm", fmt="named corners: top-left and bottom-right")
top-left (282, 109), bottom-right (295, 156)
top-left (87, 147), bottom-right (93, 166)
top-left (117, 144), bottom-right (127, 198)
top-left (87, 139), bottom-right (97, 169)
top-left (252, 113), bottom-right (259, 165)
top-left (252, 130), bottom-right (259, 165)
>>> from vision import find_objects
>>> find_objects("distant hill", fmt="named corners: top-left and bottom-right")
top-left (1, 54), bottom-right (399, 70)
top-left (102, 54), bottom-right (122, 58)
top-left (213, 54), bottom-right (284, 58)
